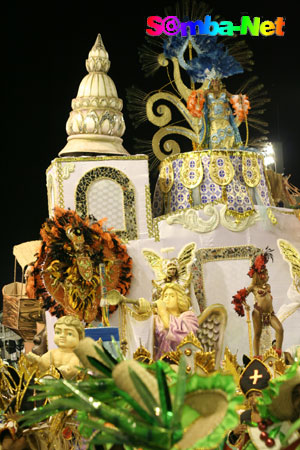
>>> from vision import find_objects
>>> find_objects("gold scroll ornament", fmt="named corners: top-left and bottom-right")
top-left (180, 153), bottom-right (204, 189)
top-left (242, 154), bottom-right (261, 187)
top-left (209, 153), bottom-right (235, 186)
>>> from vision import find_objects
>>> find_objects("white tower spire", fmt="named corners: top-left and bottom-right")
top-left (59, 34), bottom-right (128, 156)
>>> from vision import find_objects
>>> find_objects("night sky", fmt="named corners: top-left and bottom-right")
top-left (2, 1), bottom-right (299, 300)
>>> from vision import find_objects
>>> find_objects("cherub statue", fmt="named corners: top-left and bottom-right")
top-left (142, 243), bottom-right (196, 301)
top-left (26, 315), bottom-right (85, 379)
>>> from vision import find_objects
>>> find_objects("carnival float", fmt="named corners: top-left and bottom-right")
top-left (1, 1), bottom-right (300, 449)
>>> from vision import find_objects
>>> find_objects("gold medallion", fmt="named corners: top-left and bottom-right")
top-left (209, 153), bottom-right (234, 186)
top-left (242, 154), bottom-right (261, 187)
top-left (180, 153), bottom-right (204, 189)
top-left (158, 159), bottom-right (174, 193)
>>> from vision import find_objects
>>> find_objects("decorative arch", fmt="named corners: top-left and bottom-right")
top-left (192, 245), bottom-right (261, 312)
top-left (75, 166), bottom-right (138, 240)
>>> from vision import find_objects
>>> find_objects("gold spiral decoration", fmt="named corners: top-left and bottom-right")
top-left (146, 91), bottom-right (200, 131)
top-left (152, 127), bottom-right (187, 161)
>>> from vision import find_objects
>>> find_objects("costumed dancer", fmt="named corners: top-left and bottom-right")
top-left (32, 207), bottom-right (133, 324)
top-left (232, 249), bottom-right (284, 357)
top-left (159, 32), bottom-right (254, 150)
top-left (226, 357), bottom-right (271, 449)
top-left (249, 362), bottom-right (300, 449)
top-left (187, 69), bottom-right (250, 150)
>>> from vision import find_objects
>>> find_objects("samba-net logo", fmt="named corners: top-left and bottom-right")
top-left (146, 15), bottom-right (285, 37)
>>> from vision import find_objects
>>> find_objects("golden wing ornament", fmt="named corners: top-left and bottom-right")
top-left (277, 239), bottom-right (300, 293)
top-left (177, 242), bottom-right (196, 280)
top-left (197, 304), bottom-right (227, 369)
top-left (222, 347), bottom-right (242, 386)
top-left (142, 249), bottom-right (165, 281)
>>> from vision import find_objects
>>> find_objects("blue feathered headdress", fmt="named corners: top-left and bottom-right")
top-left (163, 34), bottom-right (244, 82)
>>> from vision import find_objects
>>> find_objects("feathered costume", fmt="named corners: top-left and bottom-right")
top-left (232, 248), bottom-right (273, 317)
top-left (127, 1), bottom-right (270, 169)
top-left (32, 207), bottom-right (132, 323)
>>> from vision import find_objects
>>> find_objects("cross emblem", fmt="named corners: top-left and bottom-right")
top-left (249, 369), bottom-right (263, 385)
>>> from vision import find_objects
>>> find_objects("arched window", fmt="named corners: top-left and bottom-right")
top-left (87, 179), bottom-right (125, 230)
top-left (75, 166), bottom-right (137, 240)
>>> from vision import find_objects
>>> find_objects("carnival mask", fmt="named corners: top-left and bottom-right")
top-left (66, 226), bottom-right (85, 251)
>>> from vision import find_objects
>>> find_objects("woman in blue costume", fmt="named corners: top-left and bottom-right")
top-left (202, 77), bottom-right (243, 149)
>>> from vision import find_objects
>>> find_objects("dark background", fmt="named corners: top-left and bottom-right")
top-left (2, 1), bottom-right (299, 303)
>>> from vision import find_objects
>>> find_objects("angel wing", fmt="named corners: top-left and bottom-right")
top-left (142, 249), bottom-right (165, 281)
top-left (277, 239), bottom-right (300, 293)
top-left (197, 304), bottom-right (228, 369)
top-left (177, 242), bottom-right (196, 280)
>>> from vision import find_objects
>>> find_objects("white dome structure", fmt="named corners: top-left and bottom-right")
top-left (59, 34), bottom-right (128, 156)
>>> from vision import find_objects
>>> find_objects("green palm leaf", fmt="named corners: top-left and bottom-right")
top-left (87, 356), bottom-right (112, 376)
top-left (68, 383), bottom-right (173, 448)
top-left (170, 357), bottom-right (187, 428)
top-left (155, 360), bottom-right (173, 427)
top-left (110, 335), bottom-right (125, 362)
top-left (281, 418), bottom-right (300, 447)
top-left (115, 388), bottom-right (157, 425)
top-left (19, 397), bottom-right (90, 427)
top-left (28, 377), bottom-right (115, 402)
top-left (94, 343), bottom-right (118, 369)
top-left (128, 366), bottom-right (161, 422)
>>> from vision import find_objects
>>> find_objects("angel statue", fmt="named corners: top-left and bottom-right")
top-left (103, 284), bottom-right (228, 367)
top-left (276, 239), bottom-right (300, 323)
top-left (101, 283), bottom-right (198, 360)
top-left (142, 243), bottom-right (196, 302)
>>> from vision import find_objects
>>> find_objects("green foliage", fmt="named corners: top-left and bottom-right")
top-left (18, 349), bottom-right (242, 450)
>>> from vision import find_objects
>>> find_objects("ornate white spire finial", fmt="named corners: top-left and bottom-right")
top-left (59, 34), bottom-right (128, 156)
top-left (85, 34), bottom-right (110, 73)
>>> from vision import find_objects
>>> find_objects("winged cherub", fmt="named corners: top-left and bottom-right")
top-left (142, 243), bottom-right (196, 301)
